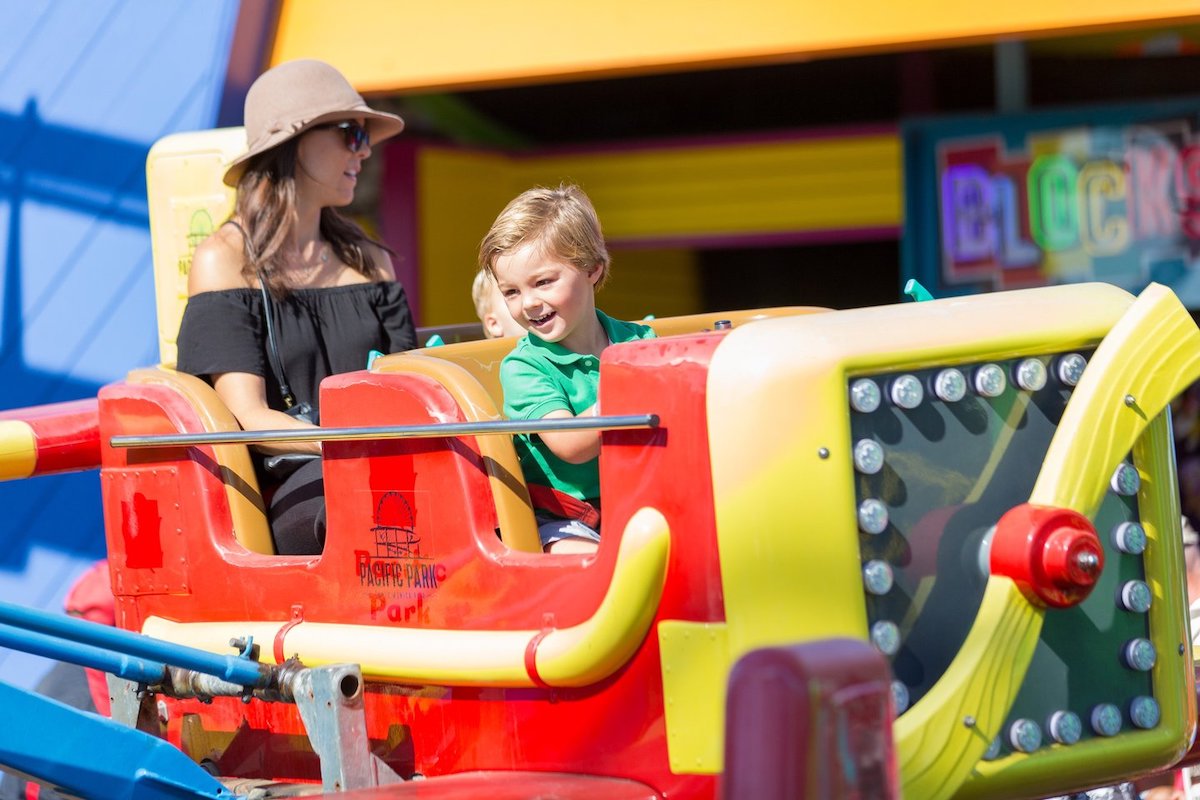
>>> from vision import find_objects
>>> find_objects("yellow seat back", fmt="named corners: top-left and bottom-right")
top-left (145, 127), bottom-right (246, 367)
top-left (140, 130), bottom-right (271, 552)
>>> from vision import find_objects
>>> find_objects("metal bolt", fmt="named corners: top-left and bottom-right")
top-left (818, 447), bottom-right (830, 459)
top-left (1074, 551), bottom-right (1100, 575)
top-left (963, 715), bottom-right (976, 728)
top-left (1124, 394), bottom-right (1136, 407)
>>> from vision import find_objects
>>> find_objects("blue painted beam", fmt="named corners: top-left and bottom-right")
top-left (0, 622), bottom-right (166, 685)
top-left (0, 679), bottom-right (235, 799)
top-left (0, 599), bottom-right (269, 688)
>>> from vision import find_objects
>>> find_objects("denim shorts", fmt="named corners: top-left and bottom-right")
top-left (535, 512), bottom-right (601, 548)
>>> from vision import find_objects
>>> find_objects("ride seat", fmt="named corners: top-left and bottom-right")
top-left (373, 337), bottom-right (542, 553)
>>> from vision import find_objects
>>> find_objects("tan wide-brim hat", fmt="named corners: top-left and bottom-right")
top-left (223, 59), bottom-right (405, 187)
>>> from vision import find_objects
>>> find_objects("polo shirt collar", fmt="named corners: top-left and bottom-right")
top-left (519, 311), bottom-right (625, 365)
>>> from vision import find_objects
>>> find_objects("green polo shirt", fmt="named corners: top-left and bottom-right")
top-left (501, 310), bottom-right (656, 503)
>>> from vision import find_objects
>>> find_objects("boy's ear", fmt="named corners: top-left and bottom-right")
top-left (588, 262), bottom-right (606, 286)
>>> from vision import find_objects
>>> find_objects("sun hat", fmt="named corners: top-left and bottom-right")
top-left (223, 59), bottom-right (405, 187)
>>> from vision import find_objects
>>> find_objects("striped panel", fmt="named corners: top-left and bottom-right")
top-left (414, 131), bottom-right (900, 324)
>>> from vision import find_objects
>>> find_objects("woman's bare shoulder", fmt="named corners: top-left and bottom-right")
top-left (189, 223), bottom-right (252, 294)
top-left (364, 241), bottom-right (397, 281)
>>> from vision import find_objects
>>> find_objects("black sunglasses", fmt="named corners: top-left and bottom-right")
top-left (318, 120), bottom-right (370, 153)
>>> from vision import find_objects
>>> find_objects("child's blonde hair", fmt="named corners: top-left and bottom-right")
top-left (478, 184), bottom-right (610, 288)
top-left (471, 269), bottom-right (496, 321)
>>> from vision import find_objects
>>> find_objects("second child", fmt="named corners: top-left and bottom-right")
top-left (471, 268), bottom-right (524, 338)
top-left (479, 185), bottom-right (655, 553)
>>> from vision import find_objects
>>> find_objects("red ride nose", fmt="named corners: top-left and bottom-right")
top-left (991, 504), bottom-right (1105, 608)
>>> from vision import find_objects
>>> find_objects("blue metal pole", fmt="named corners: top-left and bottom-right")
top-left (0, 599), bottom-right (268, 687)
top-left (0, 623), bottom-right (166, 684)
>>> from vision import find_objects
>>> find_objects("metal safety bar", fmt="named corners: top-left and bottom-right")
top-left (110, 413), bottom-right (660, 449)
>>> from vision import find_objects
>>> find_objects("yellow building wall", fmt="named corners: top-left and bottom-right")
top-left (272, 0), bottom-right (1200, 91)
top-left (416, 148), bottom-right (516, 328)
top-left (599, 249), bottom-right (700, 324)
top-left (415, 132), bottom-right (901, 325)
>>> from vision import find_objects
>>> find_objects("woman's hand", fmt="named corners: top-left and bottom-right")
top-left (213, 372), bottom-right (322, 455)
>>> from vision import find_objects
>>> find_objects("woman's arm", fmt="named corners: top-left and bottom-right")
top-left (212, 372), bottom-right (322, 455)
top-left (366, 244), bottom-right (417, 352)
top-left (188, 224), bottom-right (319, 454)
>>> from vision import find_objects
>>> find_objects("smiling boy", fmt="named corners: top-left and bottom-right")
top-left (479, 184), bottom-right (655, 553)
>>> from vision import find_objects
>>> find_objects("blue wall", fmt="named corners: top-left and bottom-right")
top-left (0, 1), bottom-right (240, 689)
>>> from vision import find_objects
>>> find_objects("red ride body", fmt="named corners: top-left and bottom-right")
top-left (96, 333), bottom-right (726, 794)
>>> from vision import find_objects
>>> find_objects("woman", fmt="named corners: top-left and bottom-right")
top-left (176, 59), bottom-right (417, 555)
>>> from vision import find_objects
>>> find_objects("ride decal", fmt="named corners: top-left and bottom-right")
top-left (353, 490), bottom-right (447, 625)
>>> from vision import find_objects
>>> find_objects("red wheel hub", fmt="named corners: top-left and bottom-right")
top-left (990, 503), bottom-right (1104, 608)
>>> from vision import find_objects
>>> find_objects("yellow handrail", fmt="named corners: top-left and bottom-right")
top-left (143, 507), bottom-right (670, 688)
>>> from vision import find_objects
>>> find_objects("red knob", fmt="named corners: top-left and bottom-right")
top-left (991, 504), bottom-right (1104, 608)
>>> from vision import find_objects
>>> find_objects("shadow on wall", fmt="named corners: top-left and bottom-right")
top-left (0, 99), bottom-right (157, 574)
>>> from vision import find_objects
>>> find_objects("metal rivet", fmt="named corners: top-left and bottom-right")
top-left (1091, 703), bottom-right (1122, 737)
top-left (858, 499), bottom-right (889, 535)
top-left (1124, 638), bottom-right (1157, 671)
top-left (817, 447), bottom-right (830, 459)
top-left (849, 379), bottom-right (882, 413)
top-left (853, 439), bottom-right (884, 474)
top-left (1009, 718), bottom-right (1043, 753)
top-left (1048, 710), bottom-right (1082, 745)
top-left (1130, 696), bottom-right (1161, 730)
top-left (891, 681), bottom-right (909, 714)
top-left (1111, 463), bottom-right (1141, 496)
top-left (870, 620), bottom-right (900, 655)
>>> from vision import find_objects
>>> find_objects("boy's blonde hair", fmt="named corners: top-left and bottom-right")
top-left (478, 184), bottom-right (610, 288)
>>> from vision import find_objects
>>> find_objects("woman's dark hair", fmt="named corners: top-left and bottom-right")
top-left (232, 138), bottom-right (393, 297)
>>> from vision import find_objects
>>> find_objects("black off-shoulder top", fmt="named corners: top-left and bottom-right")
top-left (175, 282), bottom-right (416, 420)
